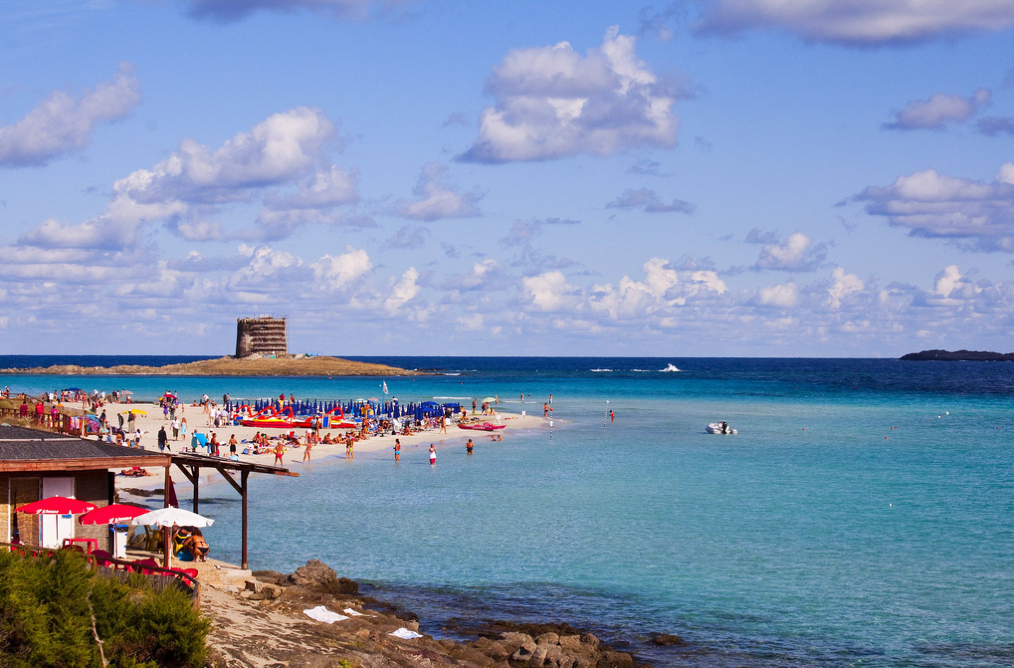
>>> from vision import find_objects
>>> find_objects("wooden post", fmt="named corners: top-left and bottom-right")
top-left (163, 464), bottom-right (171, 568)
top-left (241, 470), bottom-right (249, 570)
top-left (192, 465), bottom-right (199, 514)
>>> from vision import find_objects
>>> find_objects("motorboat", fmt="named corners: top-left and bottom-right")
top-left (706, 422), bottom-right (737, 434)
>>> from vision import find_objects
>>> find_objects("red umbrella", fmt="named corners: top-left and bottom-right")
top-left (78, 503), bottom-right (151, 525)
top-left (16, 496), bottom-right (97, 515)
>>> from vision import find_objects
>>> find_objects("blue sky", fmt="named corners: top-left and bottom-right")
top-left (2, 0), bottom-right (1014, 356)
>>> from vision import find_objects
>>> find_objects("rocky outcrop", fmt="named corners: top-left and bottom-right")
top-left (205, 560), bottom-right (668, 668)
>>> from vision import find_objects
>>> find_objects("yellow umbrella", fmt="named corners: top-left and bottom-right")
top-left (125, 409), bottom-right (148, 415)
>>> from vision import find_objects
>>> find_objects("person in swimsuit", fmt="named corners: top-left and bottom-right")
top-left (302, 438), bottom-right (312, 463)
top-left (394, 438), bottom-right (401, 462)
top-left (466, 439), bottom-right (473, 455)
top-left (429, 444), bottom-right (436, 465)
top-left (273, 442), bottom-right (285, 466)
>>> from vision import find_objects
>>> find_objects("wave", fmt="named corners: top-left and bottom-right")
top-left (432, 396), bottom-right (473, 400)
top-left (590, 368), bottom-right (613, 372)
top-left (441, 373), bottom-right (461, 376)
top-left (631, 369), bottom-right (650, 372)
top-left (659, 363), bottom-right (681, 372)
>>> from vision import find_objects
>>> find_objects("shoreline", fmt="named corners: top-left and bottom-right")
top-left (111, 400), bottom-right (546, 500)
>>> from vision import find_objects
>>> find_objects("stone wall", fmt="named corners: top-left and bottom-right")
top-left (236, 317), bottom-right (288, 357)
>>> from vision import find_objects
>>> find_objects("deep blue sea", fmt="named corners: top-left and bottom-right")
top-left (2, 356), bottom-right (1012, 667)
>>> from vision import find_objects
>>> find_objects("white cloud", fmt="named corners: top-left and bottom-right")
top-left (606, 188), bottom-right (694, 214)
top-left (522, 271), bottom-right (579, 311)
top-left (385, 267), bottom-right (420, 311)
top-left (312, 248), bottom-right (372, 290)
top-left (6, 106), bottom-right (357, 262)
top-left (185, 0), bottom-right (413, 22)
top-left (855, 164), bottom-right (1014, 252)
top-left (120, 106), bottom-right (334, 204)
top-left (884, 89), bottom-right (992, 130)
top-left (0, 63), bottom-right (140, 167)
top-left (694, 0), bottom-right (1014, 44)
top-left (755, 232), bottom-right (827, 271)
top-left (589, 257), bottom-right (727, 317)
top-left (395, 163), bottom-right (482, 221)
top-left (756, 282), bottom-right (799, 308)
top-left (827, 267), bottom-right (864, 309)
top-left (461, 26), bottom-right (678, 163)
top-left (442, 259), bottom-right (508, 292)
top-left (267, 165), bottom-right (358, 209)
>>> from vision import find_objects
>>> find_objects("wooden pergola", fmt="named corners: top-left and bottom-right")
top-left (166, 453), bottom-right (298, 569)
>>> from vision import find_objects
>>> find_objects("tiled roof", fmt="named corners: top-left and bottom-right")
top-left (0, 425), bottom-right (166, 462)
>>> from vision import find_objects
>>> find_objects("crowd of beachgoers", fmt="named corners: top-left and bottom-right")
top-left (3, 386), bottom-right (544, 486)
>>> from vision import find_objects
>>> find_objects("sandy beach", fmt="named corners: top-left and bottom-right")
top-left (104, 400), bottom-right (546, 499)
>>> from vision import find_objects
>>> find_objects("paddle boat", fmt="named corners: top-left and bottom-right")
top-left (458, 422), bottom-right (506, 431)
top-left (706, 421), bottom-right (737, 434)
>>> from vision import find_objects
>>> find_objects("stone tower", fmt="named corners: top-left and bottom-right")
top-left (235, 317), bottom-right (288, 357)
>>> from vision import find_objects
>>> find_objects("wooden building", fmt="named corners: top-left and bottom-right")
top-left (0, 425), bottom-right (169, 549)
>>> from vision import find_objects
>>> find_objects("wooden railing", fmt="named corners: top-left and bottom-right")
top-left (0, 407), bottom-right (76, 434)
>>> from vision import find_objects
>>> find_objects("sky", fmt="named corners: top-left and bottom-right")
top-left (1, 0), bottom-right (1014, 357)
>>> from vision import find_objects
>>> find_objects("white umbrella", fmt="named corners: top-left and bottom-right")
top-left (131, 507), bottom-right (214, 528)
top-left (132, 507), bottom-right (213, 569)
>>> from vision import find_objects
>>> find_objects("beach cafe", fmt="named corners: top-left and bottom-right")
top-left (1, 424), bottom-right (296, 569)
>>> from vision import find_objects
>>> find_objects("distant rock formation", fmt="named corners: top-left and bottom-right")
top-left (900, 349), bottom-right (1014, 361)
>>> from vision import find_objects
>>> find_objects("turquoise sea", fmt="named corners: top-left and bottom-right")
top-left (3, 357), bottom-right (1012, 667)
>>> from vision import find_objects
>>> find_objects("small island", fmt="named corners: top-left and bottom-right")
top-left (900, 349), bottom-right (1014, 361)
top-left (0, 355), bottom-right (417, 376)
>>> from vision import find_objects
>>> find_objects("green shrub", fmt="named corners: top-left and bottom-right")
top-left (0, 549), bottom-right (208, 668)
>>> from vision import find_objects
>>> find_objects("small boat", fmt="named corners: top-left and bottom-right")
top-left (458, 422), bottom-right (506, 431)
top-left (706, 422), bottom-right (737, 434)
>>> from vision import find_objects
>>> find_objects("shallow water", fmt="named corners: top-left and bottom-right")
top-left (3, 357), bottom-right (1012, 667)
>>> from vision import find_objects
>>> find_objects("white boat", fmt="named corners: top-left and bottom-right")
top-left (706, 422), bottom-right (737, 434)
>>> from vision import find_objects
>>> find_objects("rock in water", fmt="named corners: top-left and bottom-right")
top-left (288, 559), bottom-right (359, 595)
top-left (651, 634), bottom-right (686, 647)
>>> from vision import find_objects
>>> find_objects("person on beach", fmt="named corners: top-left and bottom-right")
top-left (440, 411), bottom-right (449, 434)
top-left (180, 418), bottom-right (188, 445)
top-left (466, 439), bottom-right (473, 455)
top-left (273, 442), bottom-right (285, 466)
top-left (228, 434), bottom-right (238, 456)
top-left (302, 438), bottom-right (312, 463)
top-left (172, 417), bottom-right (180, 440)
top-left (429, 444), bottom-right (436, 466)
top-left (157, 426), bottom-right (169, 452)
top-left (394, 439), bottom-right (401, 462)
top-left (544, 403), bottom-right (549, 418)
top-left (472, 398), bottom-right (477, 415)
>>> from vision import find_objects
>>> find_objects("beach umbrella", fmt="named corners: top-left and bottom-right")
top-left (79, 503), bottom-right (150, 525)
top-left (131, 507), bottom-right (214, 528)
top-left (132, 507), bottom-right (213, 568)
top-left (16, 496), bottom-right (97, 515)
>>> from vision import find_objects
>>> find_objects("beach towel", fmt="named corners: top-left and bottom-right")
top-left (303, 606), bottom-right (349, 624)
top-left (343, 608), bottom-right (366, 616)
top-left (389, 628), bottom-right (423, 639)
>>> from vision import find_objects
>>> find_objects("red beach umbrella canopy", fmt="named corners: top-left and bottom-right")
top-left (78, 503), bottom-right (151, 525)
top-left (16, 496), bottom-right (97, 515)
